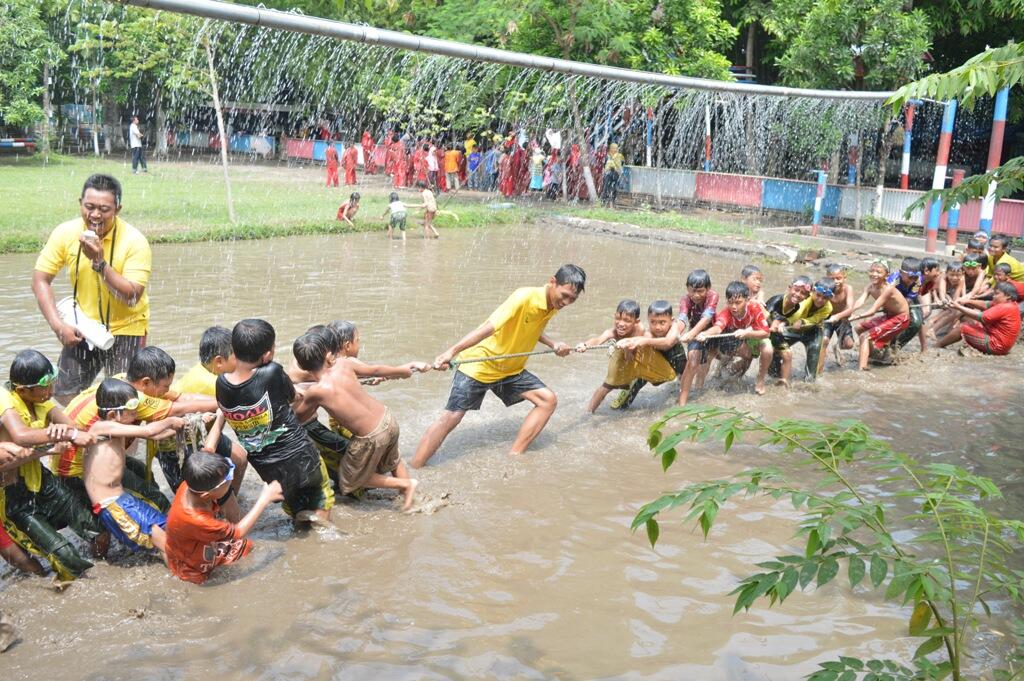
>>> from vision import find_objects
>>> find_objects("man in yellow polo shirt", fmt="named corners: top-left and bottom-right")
top-left (31, 174), bottom-right (152, 403)
top-left (411, 264), bottom-right (586, 468)
top-left (985, 235), bottom-right (1024, 284)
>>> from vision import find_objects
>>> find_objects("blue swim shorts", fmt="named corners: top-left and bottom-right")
top-left (96, 491), bottom-right (167, 552)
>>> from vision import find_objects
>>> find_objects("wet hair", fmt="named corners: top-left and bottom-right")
top-left (995, 281), bottom-right (1019, 301)
top-left (326, 320), bottom-right (357, 348)
top-left (199, 326), bottom-right (233, 365)
top-left (740, 265), bottom-right (762, 279)
top-left (615, 299), bottom-right (640, 319)
top-left (725, 281), bottom-right (750, 300)
top-left (350, 192), bottom-right (360, 201)
top-left (919, 257), bottom-right (940, 273)
top-left (989, 235), bottom-right (1011, 251)
top-left (305, 324), bottom-right (341, 353)
top-left (946, 261), bottom-right (963, 272)
top-left (416, 181), bottom-right (428, 189)
top-left (964, 253), bottom-right (988, 268)
top-left (81, 173), bottom-right (122, 206)
top-left (995, 262), bottom-right (1013, 276)
top-left (389, 192), bottom-right (399, 202)
top-left (292, 331), bottom-right (331, 372)
top-left (9, 350), bottom-right (53, 386)
top-left (686, 269), bottom-right (712, 289)
top-left (647, 300), bottom-right (673, 317)
top-left (554, 264), bottom-right (587, 293)
top-left (966, 238), bottom-right (984, 252)
top-left (96, 378), bottom-right (138, 414)
top-left (422, 143), bottom-right (429, 151)
top-left (900, 257), bottom-right (921, 273)
top-left (126, 346), bottom-right (176, 383)
top-left (182, 451), bottom-right (229, 493)
top-left (825, 263), bottom-right (848, 275)
top-left (232, 319), bottom-right (276, 363)
top-left (791, 275), bottom-right (813, 287)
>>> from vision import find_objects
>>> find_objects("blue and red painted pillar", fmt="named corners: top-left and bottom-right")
top-left (945, 168), bottom-right (966, 251)
top-left (703, 104), bottom-right (712, 172)
top-left (979, 87), bottom-right (1009, 234)
top-left (812, 169), bottom-right (827, 236)
top-left (646, 106), bottom-right (654, 167)
top-left (900, 100), bottom-right (922, 190)
top-left (925, 100), bottom-right (957, 253)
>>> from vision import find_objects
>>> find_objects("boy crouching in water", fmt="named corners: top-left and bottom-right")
top-left (575, 299), bottom-right (654, 413)
top-left (696, 281), bottom-right (773, 395)
top-left (850, 260), bottom-right (910, 370)
top-left (292, 328), bottom-right (427, 511)
top-left (165, 452), bottom-right (283, 584)
top-left (610, 300), bottom-right (685, 410)
top-left (84, 379), bottom-right (184, 557)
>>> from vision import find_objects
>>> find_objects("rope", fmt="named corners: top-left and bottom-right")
top-left (176, 413), bottom-right (208, 467)
top-left (848, 302), bottom-right (933, 323)
top-left (447, 339), bottom-right (615, 369)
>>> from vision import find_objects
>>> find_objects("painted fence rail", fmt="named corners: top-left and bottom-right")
top-left (625, 166), bottom-right (1023, 237)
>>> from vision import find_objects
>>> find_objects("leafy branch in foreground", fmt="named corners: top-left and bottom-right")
top-left (631, 405), bottom-right (1024, 681)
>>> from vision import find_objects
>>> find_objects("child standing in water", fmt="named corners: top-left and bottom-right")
top-left (851, 260), bottom-right (910, 370)
top-left (292, 329), bottom-right (426, 510)
top-left (740, 265), bottom-right (766, 305)
top-left (383, 192), bottom-right (407, 242)
top-left (406, 182), bottom-right (440, 239)
top-left (697, 281), bottom-right (774, 396)
top-left (820, 264), bottom-right (857, 371)
top-left (675, 270), bottom-right (719, 406)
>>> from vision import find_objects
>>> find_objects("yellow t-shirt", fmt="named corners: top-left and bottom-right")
top-left (464, 139), bottom-right (476, 156)
top-left (987, 253), bottom-right (1024, 284)
top-left (0, 387), bottom-right (56, 492)
top-left (171, 363), bottom-right (217, 397)
top-left (34, 217), bottom-right (152, 336)
top-left (457, 287), bottom-right (558, 383)
top-left (792, 297), bottom-right (833, 326)
top-left (54, 377), bottom-right (170, 478)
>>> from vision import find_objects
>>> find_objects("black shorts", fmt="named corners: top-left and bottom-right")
top-left (823, 319), bottom-right (854, 344)
top-left (660, 343), bottom-right (687, 374)
top-left (56, 334), bottom-right (146, 398)
top-left (444, 369), bottom-right (547, 412)
top-left (250, 445), bottom-right (333, 516)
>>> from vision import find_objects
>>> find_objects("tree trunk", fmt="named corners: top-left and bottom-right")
top-left (40, 61), bottom-right (51, 159)
top-left (745, 24), bottom-right (756, 71)
top-left (205, 38), bottom-right (236, 224)
top-left (874, 119), bottom-right (896, 217)
top-left (101, 94), bottom-right (121, 155)
top-left (91, 82), bottom-right (101, 157)
top-left (566, 80), bottom-right (599, 202)
top-left (828, 147), bottom-right (841, 184)
top-left (155, 85), bottom-right (168, 157)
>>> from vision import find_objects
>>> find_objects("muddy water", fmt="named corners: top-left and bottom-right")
top-left (0, 224), bottom-right (1021, 680)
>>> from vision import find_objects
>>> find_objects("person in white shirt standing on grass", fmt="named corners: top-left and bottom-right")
top-left (129, 116), bottom-right (147, 175)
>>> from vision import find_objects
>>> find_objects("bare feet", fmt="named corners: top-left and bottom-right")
top-left (0, 612), bottom-right (15, 653)
top-left (402, 479), bottom-right (419, 512)
top-left (295, 509), bottom-right (333, 529)
top-left (91, 532), bottom-right (110, 559)
top-left (775, 378), bottom-right (789, 387)
top-left (754, 382), bottom-right (766, 395)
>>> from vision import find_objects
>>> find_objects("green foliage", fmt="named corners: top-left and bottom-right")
top-left (0, 0), bottom-right (61, 126)
top-left (633, 405), bottom-right (1024, 681)
top-left (763, 0), bottom-right (931, 90)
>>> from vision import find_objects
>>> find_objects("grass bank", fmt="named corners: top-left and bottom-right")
top-left (0, 154), bottom-right (745, 254)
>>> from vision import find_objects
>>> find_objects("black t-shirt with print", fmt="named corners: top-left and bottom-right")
top-left (215, 362), bottom-right (313, 467)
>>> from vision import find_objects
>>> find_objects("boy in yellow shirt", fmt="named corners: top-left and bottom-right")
top-left (412, 264), bottom-right (585, 468)
top-left (766, 277), bottom-right (834, 384)
top-left (1, 350), bottom-right (107, 578)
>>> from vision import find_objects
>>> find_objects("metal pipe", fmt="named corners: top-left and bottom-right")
top-left (979, 87), bottom-right (1009, 234)
top-left (117, 0), bottom-right (896, 101)
top-left (924, 100), bottom-right (957, 254)
top-left (703, 104), bottom-right (712, 171)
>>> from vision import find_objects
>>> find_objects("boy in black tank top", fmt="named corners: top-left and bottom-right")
top-left (215, 319), bottom-right (334, 524)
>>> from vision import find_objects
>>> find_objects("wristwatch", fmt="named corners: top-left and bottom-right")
top-left (92, 259), bottom-right (107, 273)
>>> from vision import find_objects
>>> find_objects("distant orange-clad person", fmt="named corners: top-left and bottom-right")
top-left (361, 130), bottom-right (376, 175)
top-left (324, 143), bottom-right (339, 187)
top-left (342, 143), bottom-right (359, 185)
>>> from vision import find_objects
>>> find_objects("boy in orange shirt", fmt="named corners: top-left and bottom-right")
top-left (166, 450), bottom-right (282, 584)
top-left (444, 145), bottom-right (462, 191)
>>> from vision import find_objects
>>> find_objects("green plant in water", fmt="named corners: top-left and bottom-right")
top-left (631, 405), bottom-right (1024, 681)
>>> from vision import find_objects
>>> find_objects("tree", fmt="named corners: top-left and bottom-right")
top-left (763, 0), bottom-right (931, 90)
top-left (0, 0), bottom-right (60, 127)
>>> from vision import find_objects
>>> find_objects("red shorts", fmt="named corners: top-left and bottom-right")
top-left (0, 522), bottom-right (14, 549)
top-left (960, 321), bottom-right (1006, 355)
top-left (862, 312), bottom-right (910, 350)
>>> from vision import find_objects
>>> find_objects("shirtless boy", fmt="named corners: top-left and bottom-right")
top-left (820, 264), bottom-right (856, 371)
top-left (85, 378), bottom-right (184, 556)
top-left (292, 329), bottom-right (427, 510)
top-left (850, 260), bottom-right (910, 370)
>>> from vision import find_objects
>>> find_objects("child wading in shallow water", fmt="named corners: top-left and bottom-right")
top-left (850, 260), bottom-right (910, 370)
top-left (383, 192), bottom-right (407, 242)
top-left (697, 281), bottom-right (773, 396)
top-left (293, 328), bottom-right (427, 510)
top-left (575, 299), bottom-right (657, 413)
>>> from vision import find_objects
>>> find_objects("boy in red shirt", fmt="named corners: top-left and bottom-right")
top-left (697, 281), bottom-right (774, 396)
top-left (938, 281), bottom-right (1021, 355)
top-left (166, 449), bottom-right (282, 584)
